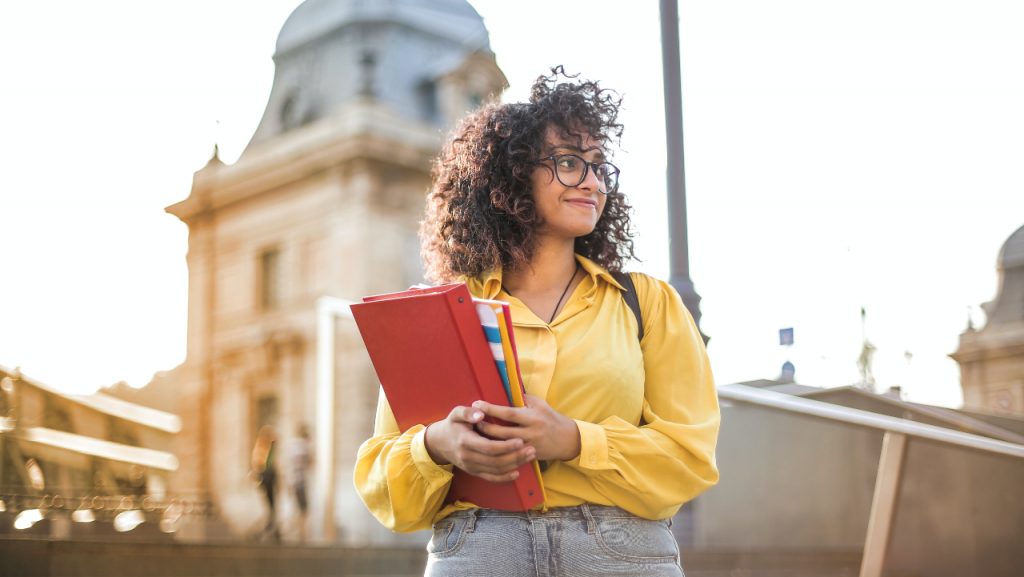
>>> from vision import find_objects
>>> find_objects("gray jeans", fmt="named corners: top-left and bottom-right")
top-left (424, 504), bottom-right (684, 577)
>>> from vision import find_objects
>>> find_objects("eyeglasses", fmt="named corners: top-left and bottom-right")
top-left (537, 154), bottom-right (620, 195)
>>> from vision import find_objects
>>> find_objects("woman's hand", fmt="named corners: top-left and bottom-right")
top-left (424, 404), bottom-right (536, 482)
top-left (472, 395), bottom-right (581, 462)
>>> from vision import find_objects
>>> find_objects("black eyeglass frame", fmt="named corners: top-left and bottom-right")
top-left (536, 153), bottom-right (621, 195)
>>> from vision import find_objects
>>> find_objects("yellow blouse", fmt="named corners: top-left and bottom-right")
top-left (353, 255), bottom-right (720, 532)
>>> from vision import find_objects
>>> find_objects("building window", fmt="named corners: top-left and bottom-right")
top-left (43, 397), bottom-right (74, 433)
top-left (253, 394), bottom-right (279, 445)
top-left (418, 79), bottom-right (439, 124)
top-left (259, 248), bottom-right (282, 310)
top-left (108, 416), bottom-right (139, 447)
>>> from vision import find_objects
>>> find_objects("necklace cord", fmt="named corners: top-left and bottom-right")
top-left (501, 262), bottom-right (582, 324)
top-left (548, 262), bottom-right (580, 323)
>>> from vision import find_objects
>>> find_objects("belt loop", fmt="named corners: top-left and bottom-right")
top-left (580, 503), bottom-right (597, 535)
top-left (465, 508), bottom-right (478, 533)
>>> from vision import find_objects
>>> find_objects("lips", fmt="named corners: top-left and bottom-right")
top-left (565, 198), bottom-right (598, 208)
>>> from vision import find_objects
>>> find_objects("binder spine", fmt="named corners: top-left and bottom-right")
top-left (443, 292), bottom-right (544, 511)
top-left (445, 291), bottom-right (508, 408)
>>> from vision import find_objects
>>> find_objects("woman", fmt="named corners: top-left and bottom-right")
top-left (354, 68), bottom-right (719, 576)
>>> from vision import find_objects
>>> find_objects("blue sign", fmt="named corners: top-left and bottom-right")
top-left (779, 327), bottom-right (794, 346)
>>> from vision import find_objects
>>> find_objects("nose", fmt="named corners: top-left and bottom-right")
top-left (578, 162), bottom-right (602, 193)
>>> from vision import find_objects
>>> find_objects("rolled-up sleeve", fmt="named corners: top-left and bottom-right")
top-left (353, 390), bottom-right (454, 532)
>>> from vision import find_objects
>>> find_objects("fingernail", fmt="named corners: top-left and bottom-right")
top-left (472, 411), bottom-right (483, 420)
top-left (510, 471), bottom-right (519, 479)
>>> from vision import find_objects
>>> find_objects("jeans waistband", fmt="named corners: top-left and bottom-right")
top-left (446, 504), bottom-right (640, 521)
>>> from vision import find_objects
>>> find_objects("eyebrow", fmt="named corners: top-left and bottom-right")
top-left (549, 143), bottom-right (607, 161)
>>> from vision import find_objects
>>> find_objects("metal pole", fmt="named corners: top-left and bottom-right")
top-left (660, 0), bottom-right (707, 342)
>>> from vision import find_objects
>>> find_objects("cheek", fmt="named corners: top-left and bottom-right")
top-left (530, 167), bottom-right (556, 192)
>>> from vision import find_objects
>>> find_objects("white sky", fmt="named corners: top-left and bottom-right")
top-left (1, 1), bottom-right (1022, 408)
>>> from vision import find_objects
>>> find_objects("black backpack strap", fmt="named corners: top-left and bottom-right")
top-left (611, 271), bottom-right (644, 342)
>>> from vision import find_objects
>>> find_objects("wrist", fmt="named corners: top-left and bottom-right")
top-left (423, 422), bottom-right (451, 466)
top-left (560, 418), bottom-right (582, 461)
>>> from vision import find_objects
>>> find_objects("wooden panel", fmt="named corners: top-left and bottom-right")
top-left (860, 431), bottom-right (907, 577)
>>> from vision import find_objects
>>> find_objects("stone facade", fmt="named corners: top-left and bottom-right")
top-left (952, 224), bottom-right (1024, 416)
top-left (158, 0), bottom-right (505, 544)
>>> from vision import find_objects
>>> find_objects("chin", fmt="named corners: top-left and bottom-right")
top-left (571, 219), bottom-right (600, 237)
top-left (538, 217), bottom-right (600, 240)
top-left (565, 226), bottom-right (599, 240)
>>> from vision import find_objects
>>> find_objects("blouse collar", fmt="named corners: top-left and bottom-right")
top-left (467, 254), bottom-right (626, 299)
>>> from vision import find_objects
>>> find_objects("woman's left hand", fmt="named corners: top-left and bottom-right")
top-left (472, 395), bottom-right (581, 462)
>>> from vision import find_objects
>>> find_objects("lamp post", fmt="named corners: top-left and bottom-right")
top-left (660, 0), bottom-right (707, 343)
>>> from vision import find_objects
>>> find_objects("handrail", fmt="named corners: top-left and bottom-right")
top-left (800, 386), bottom-right (1024, 445)
top-left (718, 384), bottom-right (1024, 459)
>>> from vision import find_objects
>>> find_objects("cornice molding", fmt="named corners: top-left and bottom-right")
top-left (952, 340), bottom-right (1024, 364)
top-left (167, 101), bottom-right (440, 223)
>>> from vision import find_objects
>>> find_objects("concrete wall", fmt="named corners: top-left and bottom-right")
top-left (884, 438), bottom-right (1024, 577)
top-left (694, 402), bottom-right (1024, 577)
top-left (696, 403), bottom-right (881, 549)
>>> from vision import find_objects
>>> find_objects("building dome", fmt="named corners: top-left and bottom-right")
top-left (243, 0), bottom-right (502, 156)
top-left (998, 223), bottom-right (1024, 270)
top-left (276, 0), bottom-right (489, 56)
top-left (980, 223), bottom-right (1024, 327)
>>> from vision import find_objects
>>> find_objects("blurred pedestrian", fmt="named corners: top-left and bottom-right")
top-left (251, 425), bottom-right (280, 541)
top-left (286, 423), bottom-right (313, 542)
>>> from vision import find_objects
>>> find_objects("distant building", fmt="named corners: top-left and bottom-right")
top-left (952, 224), bottom-right (1024, 416)
top-left (155, 0), bottom-right (505, 543)
top-left (0, 365), bottom-right (185, 539)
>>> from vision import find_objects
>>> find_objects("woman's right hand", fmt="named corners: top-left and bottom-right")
top-left (424, 404), bottom-right (536, 482)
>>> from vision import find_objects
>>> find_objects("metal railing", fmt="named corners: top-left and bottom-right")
top-left (0, 486), bottom-right (215, 535)
top-left (719, 384), bottom-right (1024, 458)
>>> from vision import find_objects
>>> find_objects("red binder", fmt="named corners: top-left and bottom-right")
top-left (350, 283), bottom-right (544, 511)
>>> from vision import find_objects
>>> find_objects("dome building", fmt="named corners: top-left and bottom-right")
top-left (246, 0), bottom-right (501, 152)
top-left (161, 0), bottom-right (505, 544)
top-left (952, 224), bottom-right (1024, 416)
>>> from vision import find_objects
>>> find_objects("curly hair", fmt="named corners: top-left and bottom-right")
top-left (420, 66), bottom-right (636, 283)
